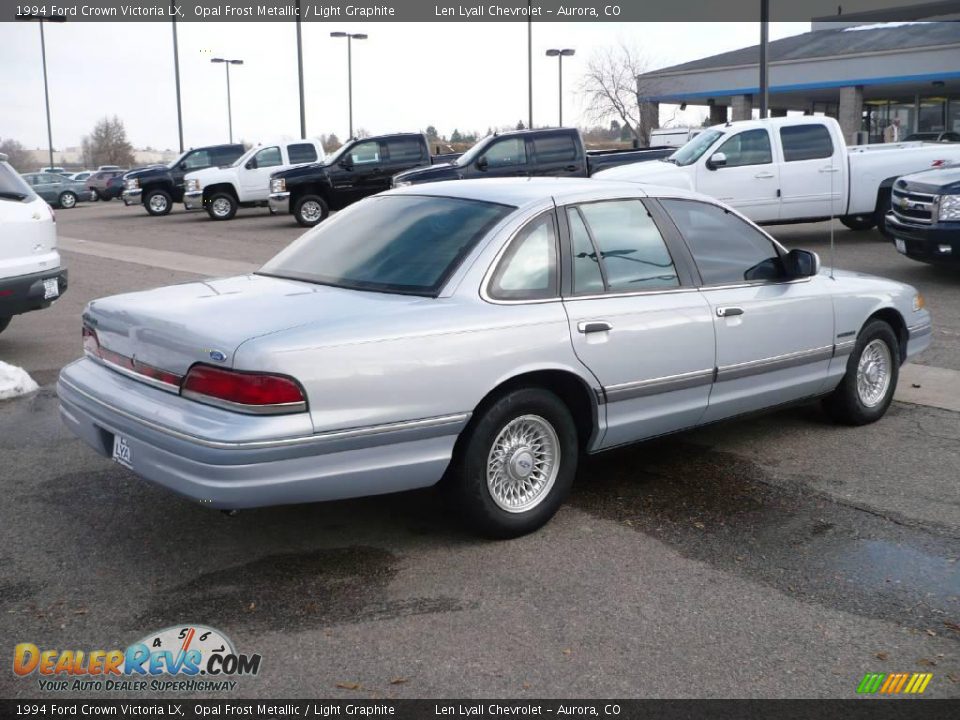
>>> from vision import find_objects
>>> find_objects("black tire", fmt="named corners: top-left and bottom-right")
top-left (206, 192), bottom-right (237, 221)
top-left (447, 387), bottom-right (578, 539)
top-left (0, 317), bottom-right (10, 335)
top-left (144, 189), bottom-right (172, 216)
top-left (875, 189), bottom-right (893, 238)
top-left (840, 214), bottom-right (875, 231)
top-left (58, 191), bottom-right (77, 209)
top-left (822, 320), bottom-right (900, 426)
top-left (97, 190), bottom-right (112, 201)
top-left (293, 194), bottom-right (329, 228)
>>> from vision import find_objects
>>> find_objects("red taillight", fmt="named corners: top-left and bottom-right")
top-left (181, 365), bottom-right (306, 413)
top-left (82, 323), bottom-right (181, 388)
top-left (82, 324), bottom-right (100, 356)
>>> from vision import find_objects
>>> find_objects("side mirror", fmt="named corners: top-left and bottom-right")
top-left (178, 161), bottom-right (187, 171)
top-left (476, 156), bottom-right (489, 171)
top-left (706, 152), bottom-right (727, 170)
top-left (245, 158), bottom-right (257, 170)
top-left (339, 156), bottom-right (354, 170)
top-left (784, 249), bottom-right (820, 278)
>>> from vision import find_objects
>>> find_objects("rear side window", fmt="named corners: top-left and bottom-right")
top-left (662, 199), bottom-right (783, 285)
top-left (0, 163), bottom-right (35, 201)
top-left (574, 200), bottom-right (679, 292)
top-left (386, 138), bottom-right (425, 163)
top-left (288, 143), bottom-right (318, 164)
top-left (567, 209), bottom-right (604, 294)
top-left (533, 134), bottom-right (577, 163)
top-left (780, 125), bottom-right (833, 162)
top-left (489, 212), bottom-right (559, 301)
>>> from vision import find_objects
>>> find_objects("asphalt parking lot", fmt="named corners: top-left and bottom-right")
top-left (1, 200), bottom-right (958, 699)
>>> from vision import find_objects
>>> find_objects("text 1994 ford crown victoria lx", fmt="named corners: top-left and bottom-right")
top-left (58, 178), bottom-right (932, 537)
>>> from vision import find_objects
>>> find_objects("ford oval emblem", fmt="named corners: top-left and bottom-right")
top-left (208, 350), bottom-right (227, 363)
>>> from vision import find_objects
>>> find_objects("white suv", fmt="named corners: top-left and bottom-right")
top-left (0, 154), bottom-right (68, 336)
top-left (183, 139), bottom-right (325, 221)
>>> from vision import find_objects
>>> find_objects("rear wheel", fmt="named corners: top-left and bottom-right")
top-left (823, 320), bottom-right (899, 425)
top-left (293, 194), bottom-right (329, 227)
top-left (206, 192), bottom-right (237, 221)
top-left (0, 317), bottom-right (10, 335)
top-left (840, 214), bottom-right (875, 231)
top-left (144, 189), bottom-right (172, 216)
top-left (58, 191), bottom-right (77, 209)
top-left (97, 190), bottom-right (112, 201)
top-left (448, 387), bottom-right (578, 538)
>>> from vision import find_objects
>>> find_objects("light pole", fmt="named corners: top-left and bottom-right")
top-left (296, 0), bottom-right (306, 137)
top-left (17, 13), bottom-right (66, 171)
top-left (211, 57), bottom-right (243, 143)
top-left (527, 0), bottom-right (533, 129)
top-left (330, 31), bottom-right (367, 138)
top-left (171, 1), bottom-right (184, 152)
top-left (546, 48), bottom-right (575, 127)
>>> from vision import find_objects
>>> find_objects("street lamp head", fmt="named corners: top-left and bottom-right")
top-left (330, 31), bottom-right (348, 37)
top-left (351, 33), bottom-right (368, 40)
top-left (228, 59), bottom-right (244, 65)
top-left (560, 49), bottom-right (575, 57)
top-left (545, 49), bottom-right (560, 57)
top-left (211, 57), bottom-right (225, 63)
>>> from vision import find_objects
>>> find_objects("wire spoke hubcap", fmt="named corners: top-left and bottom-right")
top-left (856, 339), bottom-right (892, 408)
top-left (486, 414), bottom-right (560, 514)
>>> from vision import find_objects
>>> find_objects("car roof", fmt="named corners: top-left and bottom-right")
top-left (386, 176), bottom-right (706, 207)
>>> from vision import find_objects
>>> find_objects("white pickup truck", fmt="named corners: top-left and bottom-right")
top-left (596, 116), bottom-right (960, 232)
top-left (183, 139), bottom-right (325, 221)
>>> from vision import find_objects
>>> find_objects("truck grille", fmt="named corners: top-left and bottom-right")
top-left (891, 187), bottom-right (935, 225)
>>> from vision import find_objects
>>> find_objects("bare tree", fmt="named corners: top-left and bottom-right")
top-left (580, 42), bottom-right (659, 146)
top-left (0, 138), bottom-right (33, 171)
top-left (81, 116), bottom-right (135, 168)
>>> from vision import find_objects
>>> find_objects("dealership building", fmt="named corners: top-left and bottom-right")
top-left (641, 20), bottom-right (960, 144)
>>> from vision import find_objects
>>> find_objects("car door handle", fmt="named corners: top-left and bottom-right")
top-left (564, 165), bottom-right (578, 172)
top-left (716, 307), bottom-right (744, 317)
top-left (819, 167), bottom-right (840, 173)
top-left (578, 321), bottom-right (612, 334)
top-left (754, 172), bottom-right (775, 179)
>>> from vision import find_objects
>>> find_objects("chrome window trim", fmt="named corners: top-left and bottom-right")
top-left (181, 389), bottom-right (308, 416)
top-left (604, 368), bottom-right (714, 403)
top-left (716, 345), bottom-right (834, 382)
top-left (60, 375), bottom-right (469, 452)
top-left (564, 286), bottom-right (702, 302)
top-left (697, 276), bottom-right (813, 291)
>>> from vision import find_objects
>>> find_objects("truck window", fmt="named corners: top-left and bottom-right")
top-left (385, 138), bottom-right (424, 163)
top-left (484, 138), bottom-right (526, 168)
top-left (533, 134), bottom-right (577, 163)
top-left (253, 147), bottom-right (282, 168)
top-left (288, 143), bottom-right (319, 164)
top-left (182, 150), bottom-right (212, 170)
top-left (349, 141), bottom-right (381, 165)
top-left (715, 129), bottom-right (772, 167)
top-left (780, 125), bottom-right (834, 162)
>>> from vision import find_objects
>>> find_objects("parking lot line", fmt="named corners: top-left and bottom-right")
top-left (896, 363), bottom-right (960, 413)
top-left (59, 235), bottom-right (258, 277)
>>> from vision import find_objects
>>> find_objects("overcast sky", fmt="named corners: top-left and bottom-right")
top-left (1, 21), bottom-right (808, 151)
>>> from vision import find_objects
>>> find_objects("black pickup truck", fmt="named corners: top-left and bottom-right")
top-left (269, 133), bottom-right (445, 227)
top-left (122, 143), bottom-right (245, 215)
top-left (391, 127), bottom-right (674, 187)
top-left (886, 164), bottom-right (960, 266)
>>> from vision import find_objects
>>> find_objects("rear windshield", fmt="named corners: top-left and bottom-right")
top-left (0, 163), bottom-right (35, 202)
top-left (259, 195), bottom-right (514, 296)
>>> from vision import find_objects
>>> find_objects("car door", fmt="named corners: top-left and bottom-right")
top-left (239, 145), bottom-right (283, 200)
top-left (560, 198), bottom-right (716, 449)
top-left (659, 198), bottom-right (835, 423)
top-left (695, 128), bottom-right (780, 222)
top-left (777, 123), bottom-right (843, 221)
top-left (32, 174), bottom-right (59, 203)
top-left (334, 139), bottom-right (387, 204)
top-left (530, 133), bottom-right (583, 178)
top-left (477, 136), bottom-right (531, 178)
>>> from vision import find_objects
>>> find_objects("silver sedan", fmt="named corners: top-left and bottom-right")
top-left (58, 178), bottom-right (932, 537)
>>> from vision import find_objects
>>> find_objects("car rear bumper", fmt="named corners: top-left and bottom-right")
top-left (886, 212), bottom-right (960, 264)
top-left (183, 190), bottom-right (204, 210)
top-left (268, 192), bottom-right (291, 215)
top-left (122, 188), bottom-right (142, 206)
top-left (0, 266), bottom-right (68, 318)
top-left (57, 357), bottom-right (463, 510)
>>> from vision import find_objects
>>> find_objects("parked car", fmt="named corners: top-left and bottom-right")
top-left (96, 165), bottom-right (123, 171)
top-left (270, 132), bottom-right (451, 227)
top-left (69, 171), bottom-right (95, 183)
top-left (87, 169), bottom-right (127, 201)
top-left (58, 178), bottom-right (930, 537)
top-left (0, 154), bottom-right (68, 336)
top-left (885, 163), bottom-right (960, 265)
top-left (595, 116), bottom-right (960, 233)
top-left (650, 127), bottom-right (704, 148)
top-left (903, 132), bottom-right (960, 143)
top-left (123, 144), bottom-right (245, 216)
top-left (102, 174), bottom-right (127, 201)
top-left (39, 166), bottom-right (67, 175)
top-left (20, 172), bottom-right (94, 209)
top-left (183, 139), bottom-right (325, 220)
top-left (391, 128), bottom-right (674, 187)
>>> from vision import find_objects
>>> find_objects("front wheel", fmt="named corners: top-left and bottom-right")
top-left (448, 387), bottom-right (578, 538)
top-left (823, 320), bottom-right (900, 425)
top-left (58, 191), bottom-right (77, 209)
top-left (144, 189), bottom-right (172, 216)
top-left (293, 194), bottom-right (329, 227)
top-left (206, 192), bottom-right (237, 221)
top-left (840, 214), bottom-right (875, 231)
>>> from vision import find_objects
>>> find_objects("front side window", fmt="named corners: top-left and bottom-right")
top-left (780, 124), bottom-right (834, 162)
top-left (489, 213), bottom-right (558, 301)
top-left (260, 195), bottom-right (513, 296)
top-left (574, 200), bottom-right (679, 292)
top-left (715, 129), bottom-right (772, 167)
top-left (182, 150), bottom-right (212, 170)
top-left (349, 141), bottom-right (381, 165)
top-left (671, 128), bottom-right (724, 167)
top-left (287, 143), bottom-right (318, 164)
top-left (483, 138), bottom-right (526, 168)
top-left (662, 199), bottom-right (783, 285)
top-left (567, 209), bottom-right (604, 294)
top-left (253, 146), bottom-right (282, 169)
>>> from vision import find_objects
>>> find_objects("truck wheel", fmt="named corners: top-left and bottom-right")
top-left (875, 189), bottom-right (893, 238)
top-left (840, 215), bottom-right (875, 231)
top-left (447, 387), bottom-right (578, 538)
top-left (293, 195), bottom-right (329, 227)
top-left (0, 317), bottom-right (10, 335)
top-left (144, 189), bottom-right (172, 216)
top-left (98, 190), bottom-right (112, 202)
top-left (58, 191), bottom-right (77, 209)
top-left (822, 320), bottom-right (899, 426)
top-left (206, 192), bottom-right (237, 221)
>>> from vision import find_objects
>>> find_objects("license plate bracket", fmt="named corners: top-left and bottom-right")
top-left (43, 278), bottom-right (59, 299)
top-left (112, 434), bottom-right (133, 469)
top-left (895, 238), bottom-right (906, 254)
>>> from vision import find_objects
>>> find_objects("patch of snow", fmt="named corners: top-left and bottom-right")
top-left (0, 361), bottom-right (39, 400)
